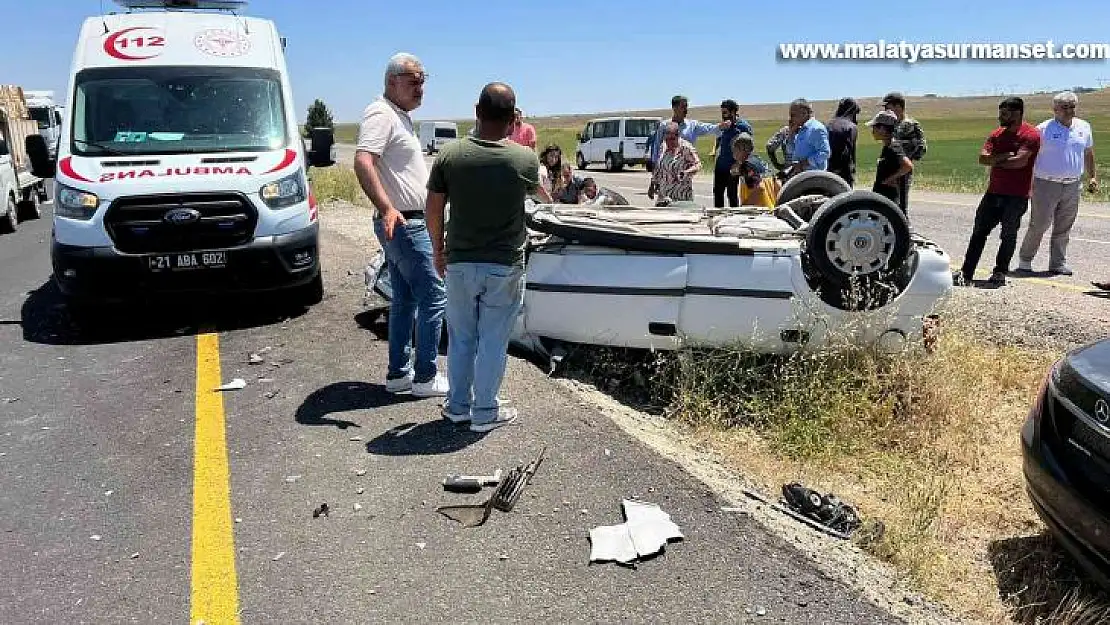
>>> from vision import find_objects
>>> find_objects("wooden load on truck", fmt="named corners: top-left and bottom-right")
top-left (0, 85), bottom-right (48, 234)
top-left (0, 85), bottom-right (39, 175)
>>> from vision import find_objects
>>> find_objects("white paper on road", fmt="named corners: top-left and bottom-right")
top-left (589, 499), bottom-right (683, 564)
top-left (215, 378), bottom-right (246, 391)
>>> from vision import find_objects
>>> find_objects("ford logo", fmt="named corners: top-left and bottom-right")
top-left (164, 208), bottom-right (201, 226)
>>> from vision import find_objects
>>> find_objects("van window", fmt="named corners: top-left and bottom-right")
top-left (71, 66), bottom-right (288, 156)
top-left (434, 128), bottom-right (456, 138)
top-left (593, 120), bottom-right (619, 139)
top-left (624, 119), bottom-right (657, 138)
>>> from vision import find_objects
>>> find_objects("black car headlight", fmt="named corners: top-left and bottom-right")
top-left (260, 172), bottom-right (306, 209)
top-left (56, 185), bottom-right (99, 220)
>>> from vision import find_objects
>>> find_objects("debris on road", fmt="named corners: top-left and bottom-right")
top-left (272, 552), bottom-right (286, 561)
top-left (312, 503), bottom-right (329, 518)
top-left (349, 436), bottom-right (363, 442)
top-left (264, 391), bottom-right (279, 399)
top-left (776, 482), bottom-right (863, 540)
top-left (215, 378), bottom-right (247, 392)
top-left (129, 552), bottom-right (139, 559)
top-left (442, 469), bottom-right (501, 493)
top-left (353, 503), bottom-right (363, 511)
top-left (438, 448), bottom-right (546, 527)
top-left (248, 353), bottom-right (265, 365)
top-left (416, 542), bottom-right (426, 550)
top-left (356, 487), bottom-right (365, 495)
top-left (2, 397), bottom-right (19, 404)
top-left (355, 469), bottom-right (367, 476)
top-left (588, 499), bottom-right (684, 566)
top-left (90, 535), bottom-right (102, 541)
top-left (284, 475), bottom-right (301, 483)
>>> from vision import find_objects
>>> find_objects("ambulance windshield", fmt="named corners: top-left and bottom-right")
top-left (72, 66), bottom-right (287, 156)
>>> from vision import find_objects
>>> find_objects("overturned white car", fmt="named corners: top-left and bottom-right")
top-left (365, 172), bottom-right (952, 360)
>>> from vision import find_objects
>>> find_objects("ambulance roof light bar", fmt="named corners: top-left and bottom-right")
top-left (112, 0), bottom-right (249, 11)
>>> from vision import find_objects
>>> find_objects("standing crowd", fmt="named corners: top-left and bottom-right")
top-left (353, 51), bottom-right (1101, 434)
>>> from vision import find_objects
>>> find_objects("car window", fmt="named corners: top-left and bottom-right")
top-left (583, 123), bottom-right (593, 140)
top-left (624, 119), bottom-right (656, 138)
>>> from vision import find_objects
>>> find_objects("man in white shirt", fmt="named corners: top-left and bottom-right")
top-left (353, 52), bottom-right (448, 397)
top-left (1017, 90), bottom-right (1099, 276)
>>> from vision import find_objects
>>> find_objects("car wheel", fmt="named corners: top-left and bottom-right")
top-left (777, 170), bottom-right (852, 215)
top-left (804, 190), bottom-right (911, 289)
top-left (576, 152), bottom-right (587, 170)
top-left (18, 190), bottom-right (41, 221)
top-left (605, 153), bottom-right (615, 172)
top-left (0, 195), bottom-right (17, 234)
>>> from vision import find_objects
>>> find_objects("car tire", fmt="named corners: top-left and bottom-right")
top-left (18, 189), bottom-right (41, 221)
top-left (0, 195), bottom-right (17, 234)
top-left (605, 152), bottom-right (616, 172)
top-left (777, 170), bottom-right (852, 209)
top-left (576, 152), bottom-right (587, 170)
top-left (804, 190), bottom-right (911, 289)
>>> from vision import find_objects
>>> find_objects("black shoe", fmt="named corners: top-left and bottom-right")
top-left (952, 270), bottom-right (970, 286)
top-left (988, 271), bottom-right (1007, 286)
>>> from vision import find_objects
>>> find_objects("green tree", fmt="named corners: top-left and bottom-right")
top-left (305, 99), bottom-right (334, 134)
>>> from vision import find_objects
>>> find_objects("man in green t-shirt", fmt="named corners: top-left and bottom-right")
top-left (426, 82), bottom-right (541, 432)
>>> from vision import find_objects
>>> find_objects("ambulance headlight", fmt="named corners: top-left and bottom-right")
top-left (260, 172), bottom-right (306, 209)
top-left (56, 185), bottom-right (99, 220)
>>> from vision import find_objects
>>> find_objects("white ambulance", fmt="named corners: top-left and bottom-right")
top-left (27, 0), bottom-right (335, 312)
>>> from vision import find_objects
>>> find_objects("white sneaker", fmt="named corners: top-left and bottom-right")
top-left (1016, 260), bottom-right (1033, 272)
top-left (440, 400), bottom-right (471, 423)
top-left (385, 372), bottom-right (414, 394)
top-left (412, 374), bottom-right (449, 398)
top-left (469, 407), bottom-right (518, 433)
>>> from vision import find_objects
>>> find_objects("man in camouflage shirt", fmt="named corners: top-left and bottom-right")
top-left (882, 92), bottom-right (927, 213)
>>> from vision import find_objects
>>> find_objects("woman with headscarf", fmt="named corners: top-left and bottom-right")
top-left (648, 121), bottom-right (701, 205)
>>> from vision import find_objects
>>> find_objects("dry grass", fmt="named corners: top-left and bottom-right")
top-left (559, 301), bottom-right (1110, 624)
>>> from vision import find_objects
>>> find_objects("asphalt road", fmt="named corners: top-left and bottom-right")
top-left (0, 197), bottom-right (905, 623)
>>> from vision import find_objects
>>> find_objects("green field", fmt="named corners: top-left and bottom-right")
top-left (327, 91), bottom-right (1110, 200)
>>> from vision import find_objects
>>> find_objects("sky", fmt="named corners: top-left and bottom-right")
top-left (2, 0), bottom-right (1109, 123)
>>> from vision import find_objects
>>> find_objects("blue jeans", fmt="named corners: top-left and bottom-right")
top-left (372, 217), bottom-right (446, 384)
top-left (444, 262), bottom-right (525, 423)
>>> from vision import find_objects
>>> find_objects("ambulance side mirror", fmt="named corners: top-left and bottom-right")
top-left (26, 135), bottom-right (56, 179)
top-left (307, 127), bottom-right (335, 168)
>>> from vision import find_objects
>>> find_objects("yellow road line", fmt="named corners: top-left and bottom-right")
top-left (191, 332), bottom-right (240, 625)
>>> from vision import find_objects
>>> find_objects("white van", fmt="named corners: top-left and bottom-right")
top-left (418, 121), bottom-right (457, 154)
top-left (575, 116), bottom-right (659, 171)
top-left (26, 0), bottom-right (336, 312)
top-left (24, 90), bottom-right (63, 159)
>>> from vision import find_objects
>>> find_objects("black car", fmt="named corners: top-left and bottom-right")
top-left (1023, 336), bottom-right (1110, 588)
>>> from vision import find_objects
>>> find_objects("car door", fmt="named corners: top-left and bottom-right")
top-left (578, 122), bottom-right (594, 164)
top-left (599, 120), bottom-right (619, 164)
top-left (522, 248), bottom-right (688, 351)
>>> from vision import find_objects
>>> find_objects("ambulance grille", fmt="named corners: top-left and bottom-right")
top-left (104, 192), bottom-right (258, 254)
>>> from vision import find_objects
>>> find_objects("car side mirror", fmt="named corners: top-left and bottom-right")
top-left (576, 132), bottom-right (584, 142)
top-left (25, 134), bottom-right (56, 179)
top-left (307, 127), bottom-right (335, 168)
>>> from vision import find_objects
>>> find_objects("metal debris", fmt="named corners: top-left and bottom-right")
top-left (313, 503), bottom-right (329, 518)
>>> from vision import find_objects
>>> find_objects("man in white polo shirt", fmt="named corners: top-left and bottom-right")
top-left (354, 52), bottom-right (448, 397)
top-left (1017, 90), bottom-right (1099, 276)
